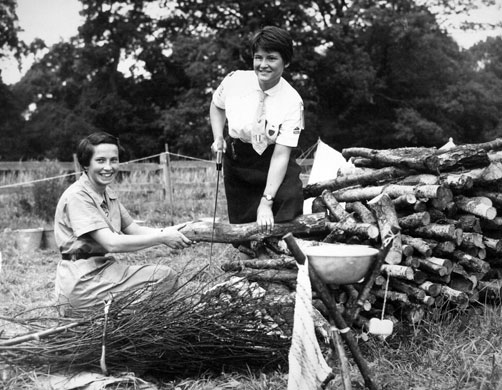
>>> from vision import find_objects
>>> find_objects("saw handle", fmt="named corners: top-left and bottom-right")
top-left (216, 150), bottom-right (223, 171)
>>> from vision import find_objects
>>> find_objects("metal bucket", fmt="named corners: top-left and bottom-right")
top-left (14, 228), bottom-right (44, 253)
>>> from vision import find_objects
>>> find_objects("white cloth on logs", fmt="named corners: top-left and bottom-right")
top-left (287, 259), bottom-right (332, 390)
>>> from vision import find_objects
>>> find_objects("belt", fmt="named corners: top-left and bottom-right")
top-left (62, 253), bottom-right (106, 261)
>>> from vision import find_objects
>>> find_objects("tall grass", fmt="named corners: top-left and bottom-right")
top-left (1, 162), bottom-right (502, 389)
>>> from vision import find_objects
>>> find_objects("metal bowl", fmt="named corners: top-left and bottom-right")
top-left (304, 244), bottom-right (379, 285)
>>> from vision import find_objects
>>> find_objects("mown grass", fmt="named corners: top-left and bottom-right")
top-left (2, 164), bottom-right (502, 389)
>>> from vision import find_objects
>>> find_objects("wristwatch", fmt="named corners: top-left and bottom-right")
top-left (262, 194), bottom-right (274, 201)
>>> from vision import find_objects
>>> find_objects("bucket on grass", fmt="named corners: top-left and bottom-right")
top-left (14, 228), bottom-right (44, 253)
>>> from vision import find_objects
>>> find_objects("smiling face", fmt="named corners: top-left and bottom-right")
top-left (84, 143), bottom-right (119, 193)
top-left (253, 48), bottom-right (288, 91)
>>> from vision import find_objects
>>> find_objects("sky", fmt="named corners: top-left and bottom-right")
top-left (1, 0), bottom-right (501, 85)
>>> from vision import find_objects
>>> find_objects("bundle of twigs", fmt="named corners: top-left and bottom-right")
top-left (0, 276), bottom-right (290, 377)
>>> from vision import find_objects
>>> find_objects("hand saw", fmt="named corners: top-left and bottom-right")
top-left (209, 150), bottom-right (222, 265)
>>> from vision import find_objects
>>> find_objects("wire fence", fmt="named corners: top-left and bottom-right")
top-left (0, 151), bottom-right (313, 196)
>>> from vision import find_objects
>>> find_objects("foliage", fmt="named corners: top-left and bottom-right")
top-left (0, 0), bottom-right (24, 61)
top-left (0, 0), bottom-right (501, 160)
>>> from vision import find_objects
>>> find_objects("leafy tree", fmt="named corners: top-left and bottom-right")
top-left (4, 0), bottom-right (502, 161)
top-left (0, 0), bottom-right (24, 61)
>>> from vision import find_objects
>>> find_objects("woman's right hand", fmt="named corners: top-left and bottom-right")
top-left (161, 227), bottom-right (193, 249)
top-left (211, 137), bottom-right (227, 155)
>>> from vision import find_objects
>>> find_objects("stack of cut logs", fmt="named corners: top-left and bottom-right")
top-left (219, 138), bottom-right (502, 334)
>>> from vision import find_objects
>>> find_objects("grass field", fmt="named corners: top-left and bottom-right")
top-left (2, 165), bottom-right (502, 389)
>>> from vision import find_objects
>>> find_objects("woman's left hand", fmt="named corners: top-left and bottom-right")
top-left (257, 202), bottom-right (274, 233)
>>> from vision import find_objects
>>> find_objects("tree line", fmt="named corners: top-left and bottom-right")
top-left (0, 0), bottom-right (501, 162)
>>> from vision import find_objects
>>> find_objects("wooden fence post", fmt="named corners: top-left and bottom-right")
top-left (73, 153), bottom-right (81, 179)
top-left (161, 144), bottom-right (175, 221)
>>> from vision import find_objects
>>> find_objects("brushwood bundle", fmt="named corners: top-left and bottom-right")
top-left (0, 276), bottom-right (290, 377)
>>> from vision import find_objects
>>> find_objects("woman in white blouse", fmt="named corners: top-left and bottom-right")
top-left (209, 26), bottom-right (304, 239)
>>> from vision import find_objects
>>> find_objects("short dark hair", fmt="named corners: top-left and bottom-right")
top-left (251, 26), bottom-right (293, 65)
top-left (77, 132), bottom-right (121, 169)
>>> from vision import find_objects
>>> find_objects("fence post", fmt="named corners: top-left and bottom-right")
top-left (73, 153), bottom-right (81, 179)
top-left (161, 144), bottom-right (175, 221)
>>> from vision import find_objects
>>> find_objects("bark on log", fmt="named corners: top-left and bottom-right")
top-left (401, 234), bottom-right (433, 257)
top-left (471, 190), bottom-right (502, 208)
top-left (413, 200), bottom-right (429, 212)
top-left (372, 288), bottom-right (411, 304)
top-left (402, 244), bottom-right (414, 257)
top-left (417, 281), bottom-right (442, 297)
top-left (179, 212), bottom-right (328, 243)
top-left (389, 279), bottom-right (427, 302)
top-left (402, 256), bottom-right (420, 268)
top-left (302, 166), bottom-right (410, 199)
top-left (398, 212), bottom-right (431, 229)
top-left (341, 146), bottom-right (439, 171)
top-left (399, 174), bottom-right (438, 185)
top-left (440, 173), bottom-right (473, 192)
top-left (426, 256), bottom-right (454, 274)
top-left (408, 223), bottom-right (462, 245)
top-left (480, 217), bottom-right (502, 230)
top-left (326, 221), bottom-right (380, 239)
top-left (345, 201), bottom-right (377, 224)
top-left (412, 270), bottom-right (429, 284)
top-left (463, 137), bottom-right (502, 152)
top-left (381, 264), bottom-right (414, 280)
top-left (430, 240), bottom-right (456, 257)
top-left (462, 246), bottom-right (487, 260)
top-left (414, 257), bottom-right (449, 276)
top-left (429, 188), bottom-right (454, 210)
top-left (368, 193), bottom-right (402, 264)
top-left (449, 264), bottom-right (477, 293)
top-left (457, 215), bottom-right (482, 233)
top-left (440, 285), bottom-right (469, 307)
top-left (426, 273), bottom-right (451, 285)
top-left (488, 150), bottom-right (502, 162)
top-left (434, 145), bottom-right (490, 171)
top-left (392, 194), bottom-right (418, 209)
top-left (451, 250), bottom-right (491, 274)
top-left (221, 257), bottom-right (296, 272)
top-left (460, 232), bottom-right (485, 249)
top-left (444, 201), bottom-right (459, 218)
top-left (462, 163), bottom-right (502, 184)
top-left (331, 184), bottom-right (450, 203)
top-left (427, 208), bottom-right (447, 223)
top-left (484, 237), bottom-right (502, 253)
top-left (321, 189), bottom-right (352, 221)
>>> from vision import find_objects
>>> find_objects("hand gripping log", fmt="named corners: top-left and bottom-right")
top-left (283, 233), bottom-right (379, 390)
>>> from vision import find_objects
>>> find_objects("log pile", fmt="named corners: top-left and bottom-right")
top-left (219, 138), bottom-right (502, 335)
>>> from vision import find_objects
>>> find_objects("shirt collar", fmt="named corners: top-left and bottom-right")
top-left (253, 76), bottom-right (284, 97)
top-left (78, 174), bottom-right (118, 205)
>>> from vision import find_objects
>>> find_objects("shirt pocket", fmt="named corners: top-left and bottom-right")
top-left (265, 122), bottom-right (280, 143)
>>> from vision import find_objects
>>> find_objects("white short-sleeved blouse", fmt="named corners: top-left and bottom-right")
top-left (212, 70), bottom-right (304, 148)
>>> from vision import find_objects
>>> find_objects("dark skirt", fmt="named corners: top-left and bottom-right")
top-left (223, 137), bottom-right (303, 224)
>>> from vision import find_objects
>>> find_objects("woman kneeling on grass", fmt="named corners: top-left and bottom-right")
top-left (54, 131), bottom-right (193, 316)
